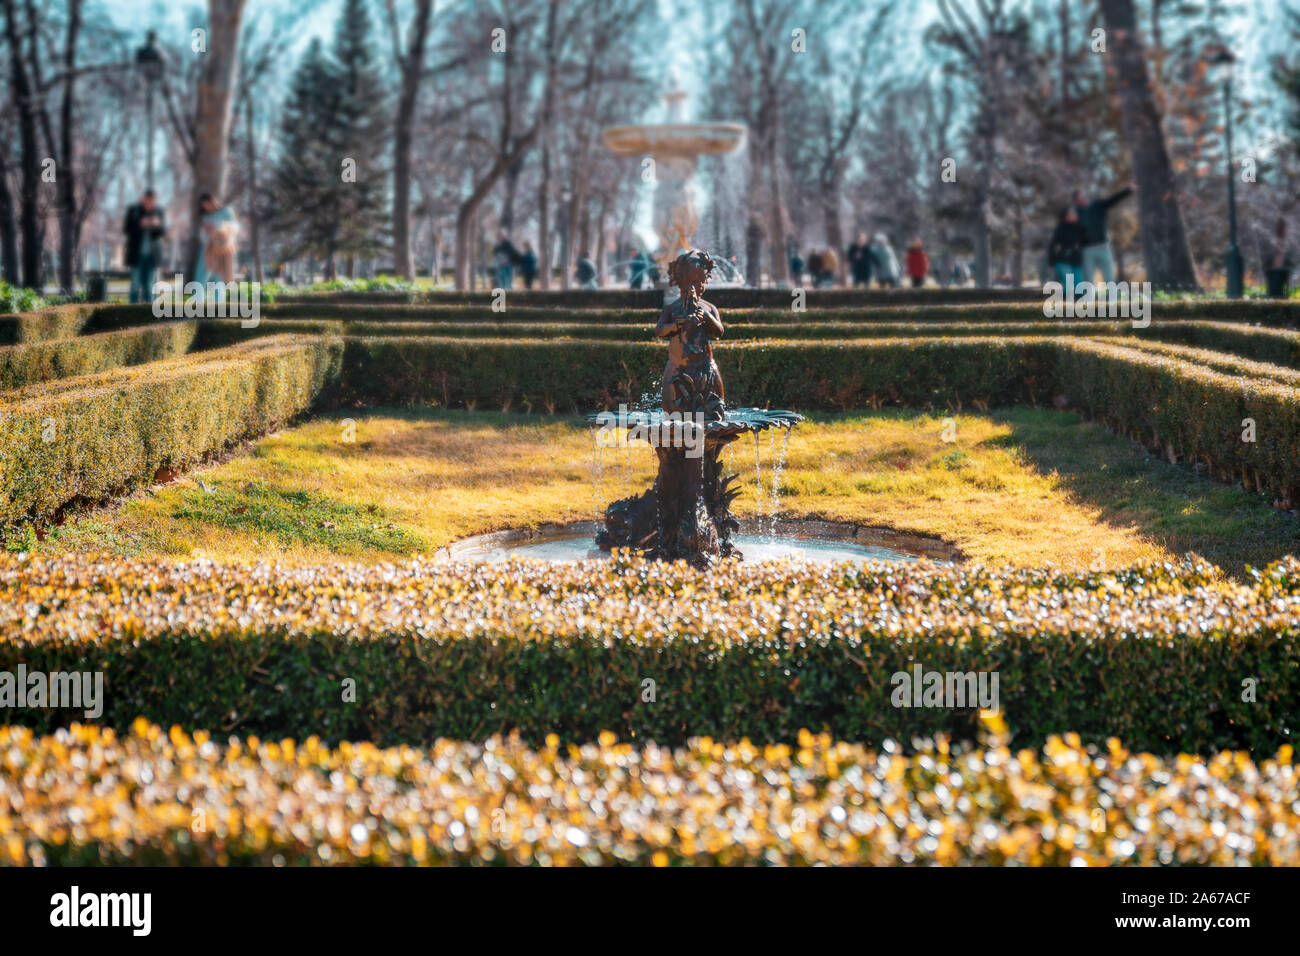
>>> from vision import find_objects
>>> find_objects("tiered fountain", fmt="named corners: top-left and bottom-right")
top-left (601, 82), bottom-right (745, 284)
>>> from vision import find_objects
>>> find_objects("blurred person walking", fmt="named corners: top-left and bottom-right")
top-left (847, 233), bottom-right (873, 288)
top-left (195, 193), bottom-right (239, 292)
top-left (868, 233), bottom-right (900, 288)
top-left (1048, 206), bottom-right (1087, 289)
top-left (575, 252), bottom-right (598, 289)
top-left (905, 239), bottom-right (929, 289)
top-left (519, 242), bottom-right (539, 289)
top-left (124, 190), bottom-right (166, 304)
top-left (789, 248), bottom-right (806, 287)
top-left (493, 234), bottom-right (520, 289)
top-left (629, 248), bottom-right (650, 289)
top-left (1073, 184), bottom-right (1133, 284)
top-left (818, 247), bottom-right (839, 288)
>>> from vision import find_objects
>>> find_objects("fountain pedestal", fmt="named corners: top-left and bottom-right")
top-left (590, 408), bottom-right (802, 567)
top-left (588, 249), bottom-right (801, 567)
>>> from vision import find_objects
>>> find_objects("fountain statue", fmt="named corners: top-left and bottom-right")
top-left (590, 249), bottom-right (802, 567)
top-left (602, 81), bottom-right (745, 278)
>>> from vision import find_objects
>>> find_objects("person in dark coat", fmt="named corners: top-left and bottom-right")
top-left (846, 232), bottom-right (872, 288)
top-left (493, 234), bottom-right (521, 289)
top-left (519, 241), bottom-right (539, 288)
top-left (123, 190), bottom-right (166, 303)
top-left (575, 252), bottom-right (598, 289)
top-left (629, 248), bottom-right (650, 289)
top-left (789, 249), bottom-right (806, 287)
top-left (1048, 206), bottom-right (1087, 289)
top-left (805, 250), bottom-right (823, 289)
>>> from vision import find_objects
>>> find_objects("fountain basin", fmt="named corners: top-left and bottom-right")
top-left (587, 406), bottom-right (804, 444)
top-left (440, 520), bottom-right (959, 565)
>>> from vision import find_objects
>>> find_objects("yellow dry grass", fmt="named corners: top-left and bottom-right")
top-left (35, 407), bottom-right (1299, 574)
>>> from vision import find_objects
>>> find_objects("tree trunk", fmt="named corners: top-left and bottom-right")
top-left (1098, 0), bottom-right (1199, 291)
top-left (1058, 0), bottom-right (1071, 166)
top-left (538, 138), bottom-right (551, 289)
top-left (392, 0), bottom-right (431, 281)
top-left (243, 95), bottom-right (264, 283)
top-left (822, 188), bottom-right (844, 285)
top-left (765, 126), bottom-right (789, 286)
top-left (745, 217), bottom-right (763, 286)
top-left (187, 0), bottom-right (246, 277)
top-left (56, 0), bottom-right (83, 294)
top-left (454, 129), bottom-right (539, 289)
top-left (3, 0), bottom-right (42, 289)
top-left (0, 147), bottom-right (19, 284)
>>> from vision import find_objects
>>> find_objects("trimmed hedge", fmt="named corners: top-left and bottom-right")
top-left (0, 320), bottom-right (199, 390)
top-left (273, 286), bottom-right (1046, 310)
top-left (0, 334), bottom-right (342, 527)
top-left (196, 318), bottom-right (344, 350)
top-left (337, 335), bottom-right (1062, 412)
top-left (1, 553), bottom-right (1297, 756)
top-left (1058, 339), bottom-right (1300, 499)
top-left (334, 318), bottom-right (1130, 341)
top-left (1098, 336), bottom-right (1300, 384)
top-left (0, 303), bottom-right (99, 344)
top-left (4, 720), bottom-right (1297, 865)
top-left (335, 334), bottom-right (1300, 502)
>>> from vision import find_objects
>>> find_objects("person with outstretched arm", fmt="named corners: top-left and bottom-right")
top-left (1073, 184), bottom-right (1133, 285)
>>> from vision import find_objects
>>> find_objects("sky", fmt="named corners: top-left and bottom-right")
top-left (105, 0), bottom-right (1292, 116)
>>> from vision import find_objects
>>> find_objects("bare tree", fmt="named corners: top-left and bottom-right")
top-left (1098, 0), bottom-right (1199, 290)
top-left (387, 0), bottom-right (433, 280)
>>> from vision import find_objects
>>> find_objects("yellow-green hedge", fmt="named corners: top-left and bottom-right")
top-left (0, 335), bottom-right (342, 527)
top-left (1058, 339), bottom-right (1300, 498)
top-left (0, 321), bottom-right (199, 391)
top-left (2, 552), bottom-right (1297, 754)
top-left (0, 303), bottom-right (99, 344)
top-left (336, 334), bottom-right (1300, 502)
top-left (3, 720), bottom-right (1296, 865)
top-left (1096, 336), bottom-right (1300, 385)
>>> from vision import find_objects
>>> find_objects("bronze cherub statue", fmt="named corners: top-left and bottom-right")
top-left (655, 249), bottom-right (724, 418)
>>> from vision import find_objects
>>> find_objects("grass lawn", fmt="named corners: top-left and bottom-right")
top-left (27, 406), bottom-right (1299, 574)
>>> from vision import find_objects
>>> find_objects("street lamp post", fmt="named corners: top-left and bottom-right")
top-left (135, 31), bottom-right (164, 190)
top-left (1211, 47), bottom-right (1243, 299)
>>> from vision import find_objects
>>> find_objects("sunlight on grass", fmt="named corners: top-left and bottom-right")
top-left (35, 407), bottom-right (1299, 573)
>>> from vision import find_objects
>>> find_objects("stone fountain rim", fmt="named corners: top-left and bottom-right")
top-left (436, 518), bottom-right (962, 564)
top-left (602, 122), bottom-right (747, 157)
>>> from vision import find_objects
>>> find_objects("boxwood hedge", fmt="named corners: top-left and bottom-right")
top-left (0, 334), bottom-right (342, 527)
top-left (1, 553), bottom-right (1296, 755)
top-left (0, 320), bottom-right (199, 390)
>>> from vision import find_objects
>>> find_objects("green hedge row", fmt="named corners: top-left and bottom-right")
top-left (1058, 339), bottom-right (1300, 498)
top-left (336, 335), bottom-right (1062, 412)
top-left (0, 321), bottom-right (199, 391)
top-left (1097, 337), bottom-right (1300, 385)
top-left (273, 286), bottom-right (1045, 310)
top-left (0, 335), bottom-right (342, 527)
top-left (2, 553), bottom-right (1296, 754)
top-left (335, 334), bottom-right (1300, 502)
top-left (0, 303), bottom-right (99, 344)
top-left (195, 318), bottom-right (344, 349)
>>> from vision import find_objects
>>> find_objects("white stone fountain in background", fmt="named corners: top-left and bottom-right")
top-left (601, 83), bottom-right (746, 283)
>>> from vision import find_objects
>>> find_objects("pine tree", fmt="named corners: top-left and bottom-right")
top-left (271, 39), bottom-right (338, 266)
top-left (269, 0), bottom-right (387, 275)
top-left (329, 0), bottom-right (387, 268)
